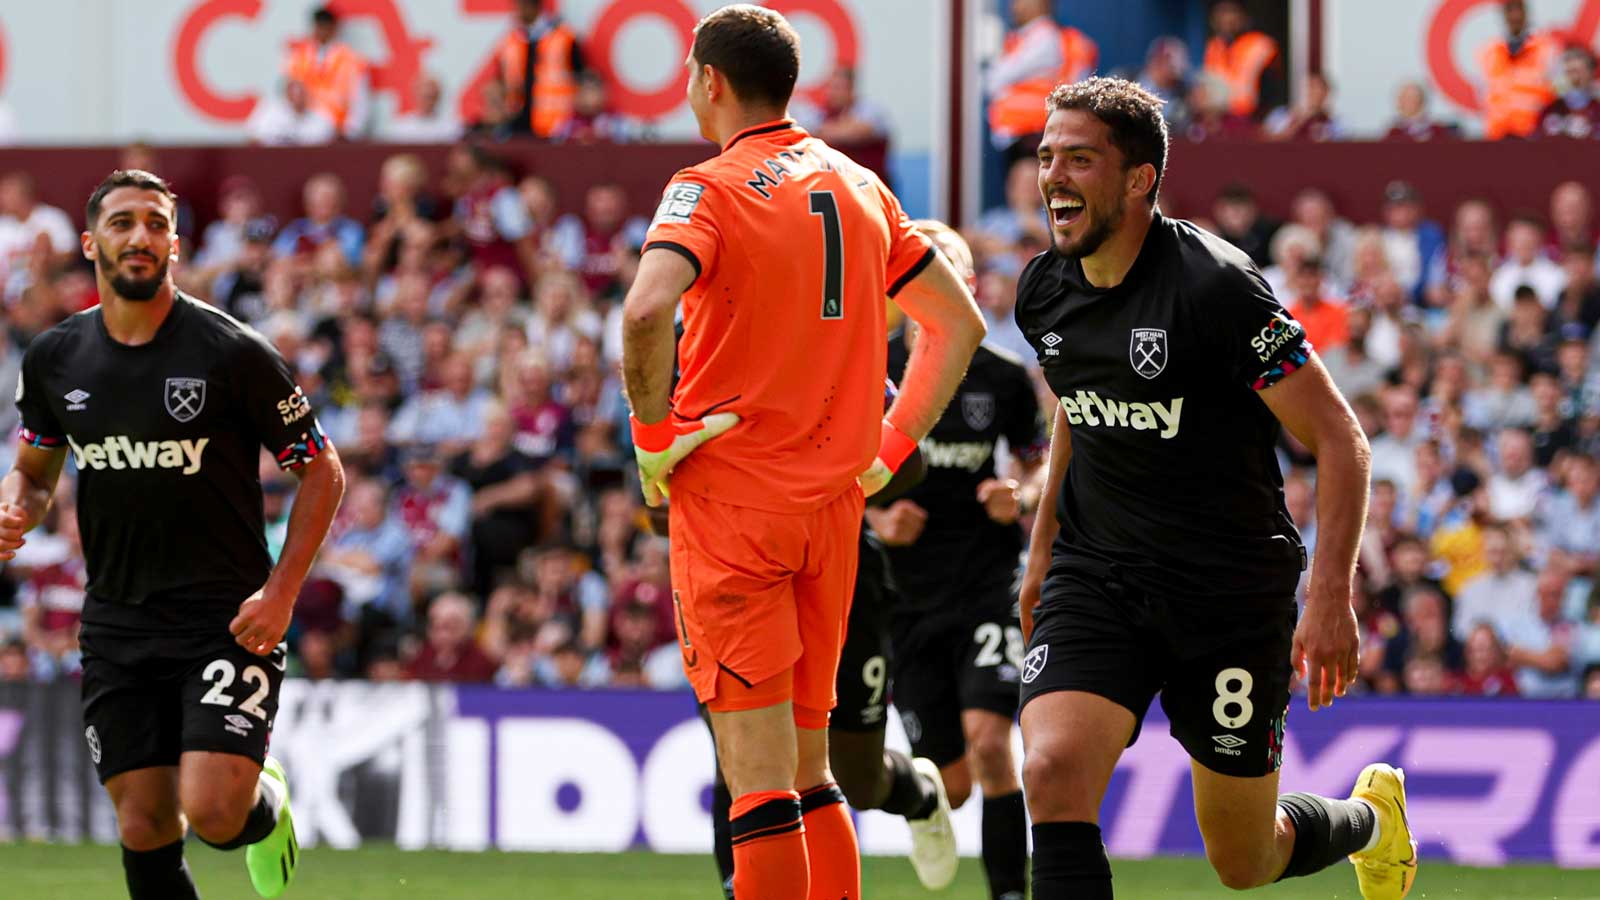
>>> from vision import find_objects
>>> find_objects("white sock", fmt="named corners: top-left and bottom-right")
top-left (1359, 799), bottom-right (1381, 853)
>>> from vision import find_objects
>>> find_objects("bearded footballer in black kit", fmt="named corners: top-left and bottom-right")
top-left (1011, 80), bottom-right (1417, 900)
top-left (0, 171), bottom-right (345, 899)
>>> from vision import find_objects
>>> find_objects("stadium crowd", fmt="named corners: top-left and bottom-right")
top-left (0, 0), bottom-right (1595, 702)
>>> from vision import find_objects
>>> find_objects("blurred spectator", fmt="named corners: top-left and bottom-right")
top-left (1476, 0), bottom-right (1559, 139)
top-left (536, 637), bottom-right (609, 687)
top-left (1182, 77), bottom-right (1258, 141)
top-left (1383, 81), bottom-right (1458, 141)
top-left (246, 79), bottom-right (337, 146)
top-left (1547, 181), bottom-right (1597, 259)
top-left (316, 477), bottom-right (413, 623)
top-left (550, 183), bottom-right (648, 298)
top-left (282, 6), bottom-right (369, 138)
top-left (1379, 181), bottom-right (1447, 303)
top-left (552, 72), bottom-right (627, 144)
top-left (1555, 325), bottom-right (1598, 412)
top-left (1202, 1), bottom-right (1282, 120)
top-left (1487, 427), bottom-right (1546, 521)
top-left (0, 172), bottom-right (78, 284)
top-left (1554, 246), bottom-right (1600, 333)
top-left (985, 0), bottom-right (1097, 154)
top-left (1211, 183), bottom-right (1276, 267)
top-left (1288, 188), bottom-right (1355, 287)
top-left (804, 67), bottom-right (891, 145)
top-left (1425, 198), bottom-right (1501, 310)
top-left (1537, 46), bottom-right (1600, 139)
top-left (1530, 370), bottom-right (1578, 466)
top-left (1536, 453), bottom-right (1600, 573)
top-left (1444, 253), bottom-right (1505, 363)
top-left (273, 173), bottom-right (365, 268)
top-left (1379, 587), bottom-right (1463, 694)
top-left (505, 350), bottom-right (574, 462)
top-left (191, 176), bottom-right (275, 283)
top-left (1502, 563), bottom-right (1580, 696)
top-left (1284, 259), bottom-right (1349, 351)
top-left (390, 352), bottom-right (494, 453)
top-left (1321, 307), bottom-right (1386, 399)
top-left (1492, 214), bottom-right (1567, 309)
top-left (525, 270), bottom-right (602, 373)
top-left (1501, 286), bottom-right (1557, 374)
top-left (405, 592), bottom-right (497, 682)
top-left (0, 639), bottom-right (29, 682)
top-left (1376, 534), bottom-right (1449, 615)
top-left (452, 147), bottom-right (538, 282)
top-left (16, 504), bottom-right (84, 679)
top-left (1262, 223), bottom-right (1319, 301)
top-left (1465, 351), bottom-right (1537, 430)
top-left (1452, 523), bottom-right (1536, 639)
top-left (453, 402), bottom-right (546, 595)
top-left (1136, 37), bottom-right (1192, 130)
top-left (973, 158), bottom-right (1049, 258)
top-left (385, 73), bottom-right (463, 144)
top-left (467, 79), bottom-right (522, 142)
top-left (524, 544), bottom-right (609, 650)
top-left (492, 0), bottom-right (588, 138)
top-left (1459, 623), bottom-right (1519, 695)
top-left (1361, 272), bottom-right (1411, 371)
top-left (394, 443), bottom-right (473, 602)
top-left (1263, 71), bottom-right (1342, 141)
top-left (1370, 384), bottom-right (1423, 497)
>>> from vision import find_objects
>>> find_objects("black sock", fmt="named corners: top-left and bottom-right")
top-left (982, 791), bottom-right (1029, 900)
top-left (1276, 792), bottom-right (1377, 880)
top-left (122, 840), bottom-right (200, 900)
top-left (198, 776), bottom-right (281, 851)
top-left (712, 775), bottom-right (735, 898)
top-left (879, 749), bottom-right (938, 820)
top-left (1031, 821), bottom-right (1112, 900)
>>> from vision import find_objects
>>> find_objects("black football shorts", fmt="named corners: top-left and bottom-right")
top-left (890, 580), bottom-right (1023, 768)
top-left (80, 625), bottom-right (286, 783)
top-left (1019, 565), bottom-right (1295, 778)
top-left (832, 535), bottom-right (896, 732)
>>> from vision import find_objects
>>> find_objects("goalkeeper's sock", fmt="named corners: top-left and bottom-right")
top-left (981, 791), bottom-right (1029, 899)
top-left (123, 841), bottom-right (200, 900)
top-left (800, 783), bottom-right (860, 900)
top-left (879, 748), bottom-right (939, 820)
top-left (1276, 792), bottom-right (1377, 880)
top-left (731, 790), bottom-right (809, 900)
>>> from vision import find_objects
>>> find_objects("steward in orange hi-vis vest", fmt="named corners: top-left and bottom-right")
top-left (496, 1), bottom-right (588, 138)
top-left (282, 6), bottom-right (368, 136)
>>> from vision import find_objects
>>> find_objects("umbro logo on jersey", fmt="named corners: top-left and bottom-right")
top-left (1058, 391), bottom-right (1184, 439)
top-left (64, 389), bottom-right (90, 410)
top-left (1212, 734), bottom-right (1247, 756)
top-left (1040, 331), bottom-right (1063, 357)
top-left (66, 435), bottom-right (209, 475)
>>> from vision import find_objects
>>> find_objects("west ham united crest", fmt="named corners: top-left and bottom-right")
top-left (165, 377), bottom-right (207, 423)
top-left (961, 392), bottom-right (995, 430)
top-left (1130, 328), bottom-right (1168, 379)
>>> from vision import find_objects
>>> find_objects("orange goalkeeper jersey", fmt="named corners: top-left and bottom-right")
top-left (644, 119), bottom-right (934, 514)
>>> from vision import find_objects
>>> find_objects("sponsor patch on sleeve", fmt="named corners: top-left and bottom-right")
top-left (652, 182), bottom-right (706, 227)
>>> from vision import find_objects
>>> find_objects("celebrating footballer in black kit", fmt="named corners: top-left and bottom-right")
top-left (1011, 80), bottom-right (1417, 900)
top-left (871, 220), bottom-right (1044, 900)
top-left (0, 170), bottom-right (345, 900)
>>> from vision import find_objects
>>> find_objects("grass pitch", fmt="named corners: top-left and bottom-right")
top-left (0, 842), bottom-right (1592, 898)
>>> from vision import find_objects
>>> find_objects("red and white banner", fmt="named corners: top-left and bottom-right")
top-left (0, 1), bottom-right (944, 152)
top-left (1324, 0), bottom-right (1600, 136)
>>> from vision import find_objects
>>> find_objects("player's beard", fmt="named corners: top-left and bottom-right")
top-left (1053, 197), bottom-right (1124, 259)
top-left (97, 244), bottom-right (167, 301)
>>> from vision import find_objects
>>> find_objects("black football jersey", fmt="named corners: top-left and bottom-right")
top-left (884, 339), bottom-right (1046, 605)
top-left (15, 294), bottom-right (328, 634)
top-left (1014, 214), bottom-right (1309, 601)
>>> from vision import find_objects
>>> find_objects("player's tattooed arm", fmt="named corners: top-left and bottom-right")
top-left (1259, 353), bottom-right (1371, 712)
top-left (0, 443), bottom-right (68, 561)
top-left (232, 443), bottom-right (347, 656)
top-left (621, 248), bottom-right (698, 424)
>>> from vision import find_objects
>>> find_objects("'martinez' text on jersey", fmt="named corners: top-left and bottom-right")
top-left (1014, 214), bottom-right (1311, 599)
top-left (16, 293), bottom-right (327, 632)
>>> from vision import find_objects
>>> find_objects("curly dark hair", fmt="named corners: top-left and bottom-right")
top-left (85, 169), bottom-right (177, 228)
top-left (1047, 77), bottom-right (1169, 205)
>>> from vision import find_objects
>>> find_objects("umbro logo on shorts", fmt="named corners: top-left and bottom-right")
top-left (225, 714), bottom-right (254, 738)
top-left (1021, 645), bottom-right (1048, 684)
top-left (1212, 733), bottom-right (1247, 757)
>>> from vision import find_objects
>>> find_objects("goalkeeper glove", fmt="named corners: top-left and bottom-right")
top-left (859, 419), bottom-right (918, 497)
top-left (630, 412), bottom-right (739, 507)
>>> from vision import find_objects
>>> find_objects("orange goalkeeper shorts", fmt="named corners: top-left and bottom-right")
top-left (668, 484), bottom-right (865, 728)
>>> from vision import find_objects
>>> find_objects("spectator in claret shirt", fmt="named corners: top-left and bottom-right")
top-left (549, 183), bottom-right (648, 298)
top-left (1383, 81), bottom-right (1459, 142)
top-left (1378, 587), bottom-right (1464, 695)
top-left (1538, 46), bottom-right (1600, 139)
top-left (393, 443), bottom-right (473, 600)
top-left (406, 592), bottom-right (498, 683)
top-left (1263, 71), bottom-right (1342, 141)
top-left (1459, 623), bottom-right (1519, 696)
top-left (273, 172), bottom-right (365, 268)
top-left (1547, 181), bottom-right (1598, 260)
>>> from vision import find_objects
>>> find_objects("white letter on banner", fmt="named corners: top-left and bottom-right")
top-left (1553, 735), bottom-right (1600, 867)
top-left (1401, 728), bottom-right (1554, 866)
top-left (1278, 727), bottom-right (1405, 798)
top-left (438, 718), bottom-right (490, 851)
top-left (640, 718), bottom-right (716, 853)
top-left (1102, 727), bottom-right (1192, 857)
top-left (496, 718), bottom-right (639, 851)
